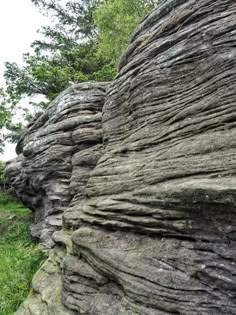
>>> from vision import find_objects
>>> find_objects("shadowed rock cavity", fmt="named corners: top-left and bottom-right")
top-left (9, 0), bottom-right (236, 314)
top-left (6, 82), bottom-right (108, 246)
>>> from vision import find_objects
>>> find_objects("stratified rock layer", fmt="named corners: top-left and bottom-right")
top-left (62, 0), bottom-right (236, 313)
top-left (6, 82), bottom-right (107, 245)
top-left (11, 0), bottom-right (236, 314)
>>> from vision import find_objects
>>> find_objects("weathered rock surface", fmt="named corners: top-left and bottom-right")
top-left (8, 0), bottom-right (236, 314)
top-left (15, 230), bottom-right (74, 315)
top-left (6, 82), bottom-right (107, 246)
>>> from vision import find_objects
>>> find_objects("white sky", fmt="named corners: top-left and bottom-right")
top-left (0, 0), bottom-right (47, 161)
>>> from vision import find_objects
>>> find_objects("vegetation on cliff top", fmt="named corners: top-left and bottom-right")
top-left (0, 0), bottom-right (160, 150)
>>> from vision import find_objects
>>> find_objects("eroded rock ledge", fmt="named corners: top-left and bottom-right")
top-left (7, 0), bottom-right (236, 314)
top-left (6, 82), bottom-right (108, 246)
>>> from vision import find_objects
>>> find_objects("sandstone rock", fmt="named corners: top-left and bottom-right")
top-left (9, 0), bottom-right (236, 314)
top-left (6, 82), bottom-right (108, 246)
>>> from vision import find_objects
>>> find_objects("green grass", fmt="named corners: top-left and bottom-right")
top-left (0, 192), bottom-right (47, 315)
top-left (0, 192), bottom-right (29, 215)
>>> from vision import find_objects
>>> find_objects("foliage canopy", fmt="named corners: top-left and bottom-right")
top-left (94, 0), bottom-right (158, 64)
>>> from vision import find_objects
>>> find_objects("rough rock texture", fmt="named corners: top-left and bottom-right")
top-left (63, 0), bottom-right (236, 313)
top-left (15, 231), bottom-right (74, 315)
top-left (9, 0), bottom-right (236, 314)
top-left (6, 82), bottom-right (107, 246)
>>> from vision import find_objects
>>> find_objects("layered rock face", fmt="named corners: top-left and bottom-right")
top-left (9, 0), bottom-right (236, 314)
top-left (6, 82), bottom-right (107, 245)
top-left (62, 0), bottom-right (236, 314)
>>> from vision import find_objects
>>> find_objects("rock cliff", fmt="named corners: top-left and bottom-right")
top-left (6, 0), bottom-right (236, 314)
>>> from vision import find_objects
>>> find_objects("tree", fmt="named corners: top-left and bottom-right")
top-left (3, 0), bottom-right (117, 106)
top-left (4, 42), bottom-right (116, 103)
top-left (31, 0), bottom-right (100, 44)
top-left (94, 0), bottom-right (159, 64)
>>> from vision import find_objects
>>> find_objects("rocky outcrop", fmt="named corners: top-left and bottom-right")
top-left (6, 82), bottom-right (108, 246)
top-left (8, 0), bottom-right (236, 314)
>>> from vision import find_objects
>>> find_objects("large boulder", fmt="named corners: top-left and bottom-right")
top-left (6, 82), bottom-right (108, 246)
top-left (10, 0), bottom-right (236, 314)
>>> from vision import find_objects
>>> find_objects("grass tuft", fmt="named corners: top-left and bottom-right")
top-left (0, 192), bottom-right (47, 315)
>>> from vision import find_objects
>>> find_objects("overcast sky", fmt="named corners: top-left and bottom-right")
top-left (0, 0), bottom-right (47, 161)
